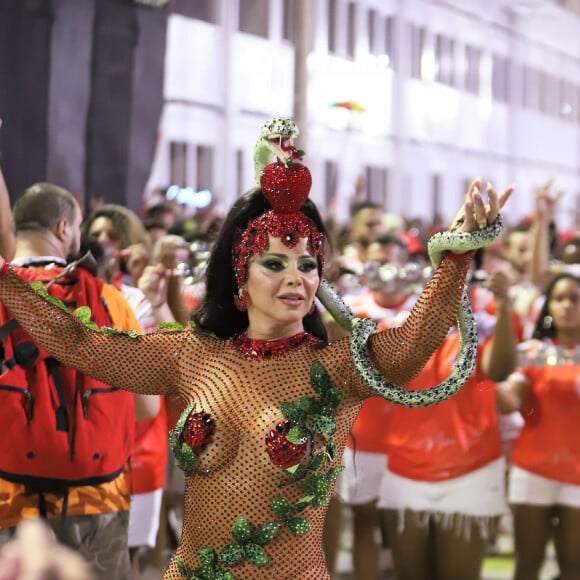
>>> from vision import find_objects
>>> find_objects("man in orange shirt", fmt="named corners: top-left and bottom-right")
top-left (0, 183), bottom-right (144, 580)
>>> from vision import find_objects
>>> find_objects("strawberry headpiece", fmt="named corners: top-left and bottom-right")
top-left (232, 118), bottom-right (325, 288)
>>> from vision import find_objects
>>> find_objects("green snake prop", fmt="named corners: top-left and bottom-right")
top-left (255, 117), bottom-right (504, 408)
top-left (317, 216), bottom-right (503, 406)
top-left (254, 118), bottom-right (302, 184)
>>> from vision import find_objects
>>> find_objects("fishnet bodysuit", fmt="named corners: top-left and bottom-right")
top-left (0, 252), bottom-right (471, 579)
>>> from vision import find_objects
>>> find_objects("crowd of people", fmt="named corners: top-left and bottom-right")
top-left (319, 183), bottom-right (580, 580)
top-left (0, 116), bottom-right (578, 580)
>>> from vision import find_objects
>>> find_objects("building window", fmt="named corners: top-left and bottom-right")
top-left (509, 60), bottom-right (524, 108)
top-left (384, 16), bottom-right (396, 69)
top-left (367, 9), bottom-right (377, 54)
top-left (365, 165), bottom-right (389, 208)
top-left (170, 0), bottom-right (217, 23)
top-left (324, 160), bottom-right (338, 209)
top-left (239, 0), bottom-right (269, 38)
top-left (328, 0), bottom-right (337, 54)
top-left (547, 74), bottom-right (559, 117)
top-left (346, 2), bottom-right (356, 59)
top-left (559, 79), bottom-right (573, 121)
top-left (431, 174), bottom-right (442, 223)
top-left (196, 145), bottom-right (214, 191)
top-left (409, 24), bottom-right (425, 79)
top-left (523, 66), bottom-right (540, 110)
top-left (538, 71), bottom-right (550, 114)
top-left (435, 34), bottom-right (455, 86)
top-left (282, 0), bottom-right (294, 43)
top-left (236, 150), bottom-right (245, 197)
top-left (492, 54), bottom-right (509, 103)
top-left (170, 141), bottom-right (188, 186)
top-left (465, 44), bottom-right (481, 95)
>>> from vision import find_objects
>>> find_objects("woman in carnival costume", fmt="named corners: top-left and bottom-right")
top-left (0, 118), bottom-right (512, 579)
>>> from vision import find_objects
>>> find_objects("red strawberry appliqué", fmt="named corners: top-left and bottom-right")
top-left (179, 411), bottom-right (215, 454)
top-left (260, 161), bottom-right (312, 214)
top-left (265, 420), bottom-right (308, 468)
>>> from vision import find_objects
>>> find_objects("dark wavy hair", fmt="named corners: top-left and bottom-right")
top-left (193, 188), bottom-right (329, 342)
top-left (531, 272), bottom-right (579, 340)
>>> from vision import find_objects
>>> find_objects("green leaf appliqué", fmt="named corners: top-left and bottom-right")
top-left (309, 361), bottom-right (330, 395)
top-left (272, 495), bottom-right (291, 518)
top-left (286, 425), bottom-right (309, 444)
top-left (286, 517), bottom-right (313, 536)
top-left (252, 522), bottom-right (281, 545)
top-left (231, 516), bottom-right (251, 543)
top-left (218, 544), bottom-right (243, 566)
top-left (177, 559), bottom-right (189, 577)
top-left (243, 544), bottom-right (268, 566)
top-left (198, 548), bottom-right (216, 567)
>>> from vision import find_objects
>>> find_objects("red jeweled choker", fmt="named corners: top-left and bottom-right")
top-left (233, 331), bottom-right (318, 361)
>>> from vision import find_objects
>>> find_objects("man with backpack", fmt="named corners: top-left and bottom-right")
top-left (0, 182), bottom-right (143, 579)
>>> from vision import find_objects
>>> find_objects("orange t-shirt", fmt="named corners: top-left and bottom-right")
top-left (385, 285), bottom-right (516, 482)
top-left (346, 397), bottom-right (393, 454)
top-left (386, 332), bottom-right (501, 481)
top-left (511, 339), bottom-right (580, 485)
top-left (344, 291), bottom-right (417, 453)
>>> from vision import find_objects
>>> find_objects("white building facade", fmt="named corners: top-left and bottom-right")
top-left (146, 0), bottom-right (580, 230)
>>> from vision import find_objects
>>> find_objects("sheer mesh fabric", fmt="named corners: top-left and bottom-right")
top-left (0, 252), bottom-right (471, 579)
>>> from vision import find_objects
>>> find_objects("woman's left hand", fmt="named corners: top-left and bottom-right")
top-left (450, 178), bottom-right (514, 233)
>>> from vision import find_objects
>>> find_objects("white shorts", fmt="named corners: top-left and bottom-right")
top-left (335, 448), bottom-right (387, 505)
top-left (128, 489), bottom-right (163, 548)
top-left (378, 457), bottom-right (507, 517)
top-left (508, 466), bottom-right (580, 508)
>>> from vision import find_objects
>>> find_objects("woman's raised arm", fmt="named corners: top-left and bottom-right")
top-left (0, 262), bottom-right (188, 396)
top-left (368, 179), bottom-right (513, 387)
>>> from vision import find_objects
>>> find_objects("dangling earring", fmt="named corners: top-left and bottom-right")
top-left (542, 315), bottom-right (553, 330)
top-left (234, 288), bottom-right (249, 311)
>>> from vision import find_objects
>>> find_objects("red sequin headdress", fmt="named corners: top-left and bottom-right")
top-left (232, 118), bottom-right (325, 289)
